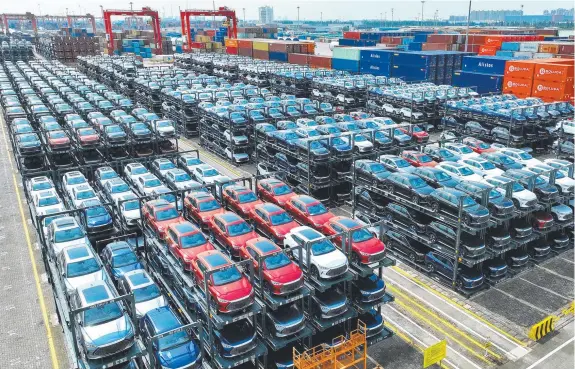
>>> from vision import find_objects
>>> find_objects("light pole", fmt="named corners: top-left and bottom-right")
top-left (384, 12), bottom-right (387, 28)
top-left (421, 1), bottom-right (425, 27)
top-left (380, 13), bottom-right (383, 28)
top-left (320, 12), bottom-right (323, 22)
top-left (520, 4), bottom-right (524, 25)
top-left (297, 6), bottom-right (300, 24)
top-left (242, 8), bottom-right (245, 25)
top-left (465, 0), bottom-right (472, 52)
top-left (391, 8), bottom-right (394, 23)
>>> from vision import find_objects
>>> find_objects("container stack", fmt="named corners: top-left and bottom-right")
top-left (36, 35), bottom-right (101, 62)
top-left (497, 41), bottom-right (575, 59)
top-left (452, 55), bottom-right (512, 94)
top-left (476, 34), bottom-right (545, 56)
top-left (237, 26), bottom-right (278, 39)
top-left (224, 38), bottom-right (315, 60)
top-left (502, 58), bottom-right (575, 102)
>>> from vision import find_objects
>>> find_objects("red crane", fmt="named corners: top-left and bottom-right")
top-left (36, 14), bottom-right (97, 34)
top-left (1, 12), bottom-right (37, 35)
top-left (102, 6), bottom-right (162, 55)
top-left (180, 7), bottom-right (238, 51)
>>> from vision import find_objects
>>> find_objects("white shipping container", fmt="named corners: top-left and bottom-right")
top-left (513, 51), bottom-right (534, 58)
top-left (532, 53), bottom-right (555, 59)
top-left (519, 42), bottom-right (539, 52)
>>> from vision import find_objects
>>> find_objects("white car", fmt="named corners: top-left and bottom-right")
top-left (149, 119), bottom-right (175, 137)
top-left (165, 169), bottom-right (200, 191)
top-left (342, 133), bottom-right (374, 153)
top-left (33, 189), bottom-right (64, 216)
top-left (498, 148), bottom-right (541, 167)
top-left (556, 120), bottom-right (575, 135)
top-left (311, 89), bottom-right (323, 98)
top-left (543, 158), bottom-right (573, 178)
top-left (225, 147), bottom-right (250, 164)
top-left (399, 107), bottom-right (424, 120)
top-left (177, 154), bottom-right (204, 175)
top-left (27, 176), bottom-right (55, 196)
top-left (70, 184), bottom-right (98, 208)
top-left (372, 117), bottom-right (395, 126)
top-left (62, 171), bottom-right (88, 197)
top-left (47, 216), bottom-right (91, 257)
top-left (58, 244), bottom-right (105, 294)
top-left (443, 143), bottom-right (479, 159)
top-left (116, 192), bottom-right (141, 227)
top-left (460, 157), bottom-right (504, 177)
top-left (436, 162), bottom-right (484, 182)
top-left (284, 226), bottom-right (348, 279)
top-left (193, 164), bottom-right (225, 185)
top-left (381, 104), bottom-right (399, 115)
top-left (336, 94), bottom-right (355, 105)
top-left (526, 164), bottom-right (575, 195)
top-left (483, 175), bottom-right (538, 209)
top-left (223, 130), bottom-right (249, 146)
top-left (124, 163), bottom-right (150, 186)
top-left (95, 166), bottom-right (119, 188)
top-left (119, 270), bottom-right (167, 319)
top-left (135, 174), bottom-right (163, 196)
top-left (151, 158), bottom-right (177, 178)
top-left (103, 178), bottom-right (132, 202)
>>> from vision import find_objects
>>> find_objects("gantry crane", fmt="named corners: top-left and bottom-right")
top-left (102, 6), bottom-right (162, 55)
top-left (1, 12), bottom-right (37, 35)
top-left (180, 7), bottom-right (238, 51)
top-left (35, 14), bottom-right (97, 34)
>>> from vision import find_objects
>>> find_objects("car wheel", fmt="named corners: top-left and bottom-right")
top-left (492, 133), bottom-right (498, 140)
top-left (465, 128), bottom-right (472, 134)
top-left (512, 199), bottom-right (520, 209)
top-left (426, 262), bottom-right (435, 273)
top-left (385, 213), bottom-right (393, 222)
top-left (456, 279), bottom-right (463, 289)
top-left (351, 253), bottom-right (360, 265)
top-left (430, 201), bottom-right (439, 212)
top-left (310, 265), bottom-right (320, 279)
top-left (408, 252), bottom-right (416, 262)
top-left (386, 185), bottom-right (395, 194)
top-left (481, 130), bottom-right (488, 136)
top-left (411, 195), bottom-right (419, 205)
top-left (409, 224), bottom-right (418, 234)
top-left (463, 215), bottom-right (471, 225)
top-left (428, 232), bottom-right (437, 243)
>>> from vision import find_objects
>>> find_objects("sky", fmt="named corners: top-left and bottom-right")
top-left (5, 1), bottom-right (575, 21)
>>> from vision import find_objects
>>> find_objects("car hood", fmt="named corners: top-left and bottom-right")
top-left (158, 341), bottom-right (199, 368)
top-left (112, 262), bottom-right (143, 279)
top-left (135, 296), bottom-right (167, 318)
top-left (415, 186), bottom-right (435, 196)
top-left (53, 237), bottom-right (90, 255)
top-left (438, 178), bottom-right (460, 188)
top-left (266, 263), bottom-right (303, 283)
top-left (273, 193), bottom-right (297, 206)
top-left (81, 315), bottom-right (132, 346)
top-left (354, 237), bottom-right (386, 254)
top-left (229, 231), bottom-right (258, 247)
top-left (313, 249), bottom-right (347, 269)
top-left (213, 276), bottom-right (253, 301)
top-left (465, 204), bottom-right (490, 217)
top-left (180, 243), bottom-right (214, 260)
top-left (515, 189), bottom-right (538, 201)
top-left (309, 212), bottom-right (335, 226)
top-left (66, 269), bottom-right (105, 292)
top-left (551, 204), bottom-right (572, 215)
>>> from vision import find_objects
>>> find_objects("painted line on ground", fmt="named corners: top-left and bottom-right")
top-left (534, 264), bottom-right (574, 281)
top-left (519, 278), bottom-right (574, 300)
top-left (491, 287), bottom-right (551, 315)
top-left (524, 336), bottom-right (575, 369)
top-left (0, 117), bottom-right (60, 369)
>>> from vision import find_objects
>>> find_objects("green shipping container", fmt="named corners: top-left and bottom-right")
top-left (333, 47), bottom-right (362, 61)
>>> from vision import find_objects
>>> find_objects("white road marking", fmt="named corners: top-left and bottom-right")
top-left (524, 336), bottom-right (575, 369)
top-left (519, 278), bottom-right (574, 300)
top-left (534, 264), bottom-right (574, 281)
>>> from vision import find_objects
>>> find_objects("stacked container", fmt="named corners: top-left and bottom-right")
top-left (332, 47), bottom-right (362, 72)
top-left (452, 56), bottom-right (513, 94)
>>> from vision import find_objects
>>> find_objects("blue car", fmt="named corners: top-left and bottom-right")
top-left (141, 306), bottom-right (201, 369)
top-left (80, 199), bottom-right (114, 234)
top-left (293, 139), bottom-right (330, 161)
top-left (271, 129), bottom-right (300, 149)
top-left (355, 309), bottom-right (385, 339)
top-left (101, 241), bottom-right (144, 281)
top-left (424, 251), bottom-right (484, 290)
top-left (213, 320), bottom-right (257, 358)
top-left (352, 274), bottom-right (386, 303)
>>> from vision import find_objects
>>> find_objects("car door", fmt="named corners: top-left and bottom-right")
top-left (291, 234), bottom-right (308, 265)
top-left (397, 176), bottom-right (410, 197)
top-left (215, 219), bottom-right (229, 247)
top-left (435, 254), bottom-right (451, 277)
top-left (166, 229), bottom-right (179, 256)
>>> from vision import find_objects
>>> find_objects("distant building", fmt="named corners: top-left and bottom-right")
top-left (449, 15), bottom-right (468, 23)
top-left (259, 6), bottom-right (274, 24)
top-left (470, 10), bottom-right (522, 22)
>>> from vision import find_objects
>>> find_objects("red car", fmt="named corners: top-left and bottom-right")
top-left (222, 185), bottom-right (264, 217)
top-left (239, 238), bottom-right (304, 295)
top-left (284, 195), bottom-right (335, 229)
top-left (320, 216), bottom-right (386, 264)
top-left (208, 212), bottom-right (259, 256)
top-left (256, 178), bottom-right (296, 207)
top-left (142, 199), bottom-right (185, 240)
top-left (166, 221), bottom-right (215, 270)
top-left (531, 211), bottom-right (554, 231)
top-left (75, 127), bottom-right (100, 146)
top-left (350, 111), bottom-right (370, 120)
top-left (249, 203), bottom-right (299, 245)
top-left (462, 138), bottom-right (496, 154)
top-left (191, 250), bottom-right (254, 313)
top-left (401, 151), bottom-right (437, 167)
top-left (184, 191), bottom-right (225, 229)
top-left (46, 130), bottom-right (71, 150)
top-left (399, 126), bottom-right (429, 143)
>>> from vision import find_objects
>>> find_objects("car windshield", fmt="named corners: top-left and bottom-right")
top-left (284, 132), bottom-right (299, 140)
top-left (418, 155), bottom-right (432, 163)
top-left (462, 196), bottom-right (477, 207)
top-left (67, 258), bottom-right (100, 277)
top-left (212, 266), bottom-right (242, 286)
top-left (84, 302), bottom-right (123, 327)
top-left (86, 206), bottom-right (108, 217)
top-left (272, 185), bottom-right (292, 195)
top-left (228, 222), bottom-right (251, 236)
top-left (123, 200), bottom-right (140, 211)
top-left (198, 200), bottom-right (220, 211)
top-left (534, 176), bottom-right (546, 186)
top-left (395, 159), bottom-right (411, 168)
top-left (439, 149), bottom-right (454, 157)
top-left (107, 126), bottom-right (123, 133)
top-left (100, 172), bottom-right (117, 180)
top-left (33, 182), bottom-right (52, 191)
top-left (500, 156), bottom-right (515, 165)
top-left (307, 203), bottom-right (327, 215)
top-left (311, 239), bottom-right (336, 256)
top-left (270, 212), bottom-right (292, 225)
top-left (518, 152), bottom-right (532, 160)
top-left (202, 169), bottom-right (219, 177)
top-left (133, 283), bottom-right (161, 303)
top-left (264, 253), bottom-right (292, 270)
top-left (238, 192), bottom-right (258, 203)
top-left (352, 228), bottom-right (374, 242)
top-left (489, 190), bottom-right (502, 199)
top-left (145, 179), bottom-right (162, 187)
top-left (51, 131), bottom-right (67, 139)
top-left (39, 196), bottom-right (59, 206)
top-left (112, 184), bottom-right (130, 193)
top-left (112, 251), bottom-right (138, 267)
top-left (480, 161), bottom-right (496, 170)
top-left (435, 171), bottom-right (452, 181)
top-left (512, 182), bottom-right (525, 192)
top-left (131, 167), bottom-right (148, 175)
top-left (459, 146), bottom-right (473, 154)
top-left (459, 167), bottom-right (475, 176)
top-left (156, 208), bottom-right (179, 221)
top-left (175, 173), bottom-right (191, 182)
top-left (477, 143), bottom-right (490, 149)
top-left (54, 226), bottom-right (83, 242)
top-left (181, 233), bottom-right (207, 248)
top-left (77, 190), bottom-right (96, 200)
top-left (409, 177), bottom-right (428, 188)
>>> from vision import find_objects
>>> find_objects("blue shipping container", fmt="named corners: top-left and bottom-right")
top-left (496, 51), bottom-right (515, 57)
top-left (408, 43), bottom-right (423, 51)
top-left (360, 62), bottom-right (391, 76)
top-left (452, 70), bottom-right (503, 94)
top-left (333, 58), bottom-right (360, 72)
top-left (462, 56), bottom-right (513, 75)
top-left (414, 34), bottom-right (428, 42)
top-left (360, 49), bottom-right (394, 64)
top-left (392, 64), bottom-right (436, 82)
top-left (500, 42), bottom-right (520, 51)
top-left (392, 51), bottom-right (437, 67)
top-left (269, 51), bottom-right (288, 62)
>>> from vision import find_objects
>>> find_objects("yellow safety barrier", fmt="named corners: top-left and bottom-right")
top-left (528, 316), bottom-right (556, 341)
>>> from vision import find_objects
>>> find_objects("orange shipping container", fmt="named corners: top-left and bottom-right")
top-left (504, 60), bottom-right (537, 79)
top-left (538, 43), bottom-right (559, 54)
top-left (502, 77), bottom-right (533, 98)
top-left (485, 35), bottom-right (504, 47)
top-left (237, 39), bottom-right (253, 49)
top-left (225, 39), bottom-right (238, 47)
top-left (534, 63), bottom-right (574, 83)
top-left (531, 79), bottom-right (574, 100)
top-left (479, 45), bottom-right (498, 55)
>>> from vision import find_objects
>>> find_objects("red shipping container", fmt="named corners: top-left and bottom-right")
top-left (422, 43), bottom-right (449, 51)
top-left (558, 44), bottom-right (575, 55)
top-left (238, 47), bottom-right (253, 57)
top-left (343, 31), bottom-right (360, 40)
top-left (253, 49), bottom-right (269, 60)
top-left (309, 55), bottom-right (332, 69)
top-left (503, 77), bottom-right (533, 98)
top-left (534, 63), bottom-right (574, 83)
top-left (189, 42), bottom-right (205, 49)
top-left (237, 39), bottom-right (253, 49)
top-left (226, 46), bottom-right (238, 55)
top-left (288, 53), bottom-right (309, 66)
top-left (427, 34), bottom-right (456, 44)
top-left (205, 30), bottom-right (216, 37)
top-left (531, 79), bottom-right (574, 100)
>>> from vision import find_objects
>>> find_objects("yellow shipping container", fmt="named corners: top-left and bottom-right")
top-left (213, 42), bottom-right (223, 49)
top-left (253, 41), bottom-right (270, 51)
top-left (195, 35), bottom-right (211, 43)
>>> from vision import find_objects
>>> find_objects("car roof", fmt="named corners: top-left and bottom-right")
top-left (332, 216), bottom-right (361, 229)
top-left (64, 245), bottom-right (92, 260)
top-left (250, 238), bottom-right (279, 254)
top-left (218, 212), bottom-right (242, 223)
top-left (146, 306), bottom-right (180, 334)
top-left (201, 251), bottom-right (231, 268)
top-left (295, 195), bottom-right (319, 205)
top-left (172, 222), bottom-right (197, 234)
top-left (78, 282), bottom-right (112, 306)
top-left (125, 270), bottom-right (154, 288)
top-left (294, 226), bottom-right (323, 240)
top-left (107, 241), bottom-right (131, 253)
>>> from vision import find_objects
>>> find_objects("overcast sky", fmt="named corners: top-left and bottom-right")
top-left (6, 1), bottom-right (575, 20)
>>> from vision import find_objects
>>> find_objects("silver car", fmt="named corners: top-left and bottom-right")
top-left (118, 269), bottom-right (168, 319)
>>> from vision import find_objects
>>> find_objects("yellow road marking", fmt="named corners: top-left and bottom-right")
top-left (179, 138), bottom-right (245, 177)
top-left (391, 265), bottom-right (528, 346)
top-left (389, 285), bottom-right (503, 360)
top-left (0, 118), bottom-right (60, 369)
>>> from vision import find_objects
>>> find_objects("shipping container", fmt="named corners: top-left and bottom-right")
top-left (478, 45), bottom-right (498, 56)
top-left (453, 70), bottom-right (504, 94)
top-left (519, 42), bottom-right (540, 52)
top-left (392, 51), bottom-right (437, 67)
top-left (359, 49), bottom-right (393, 64)
top-left (252, 40), bottom-right (270, 51)
top-left (238, 47), bottom-right (253, 57)
top-left (288, 53), bottom-right (309, 66)
top-left (502, 77), bottom-right (533, 98)
top-left (360, 62), bottom-right (391, 76)
top-left (343, 31), bottom-right (361, 40)
top-left (558, 43), bottom-right (575, 55)
top-left (333, 47), bottom-right (362, 61)
top-left (534, 63), bottom-right (574, 83)
top-left (332, 58), bottom-right (360, 72)
top-left (226, 46), bottom-right (238, 55)
top-left (224, 38), bottom-right (238, 47)
top-left (538, 43), bottom-right (560, 54)
top-left (462, 55), bottom-right (512, 75)
top-left (309, 55), bottom-right (332, 69)
top-left (237, 39), bottom-right (253, 49)
top-left (531, 79), bottom-right (574, 100)
top-left (392, 64), bottom-right (436, 82)
top-left (269, 51), bottom-right (288, 62)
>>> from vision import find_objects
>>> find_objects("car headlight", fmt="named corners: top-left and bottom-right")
top-left (270, 280), bottom-right (282, 286)
top-left (359, 251), bottom-right (371, 256)
top-left (217, 296), bottom-right (229, 303)
top-left (320, 304), bottom-right (331, 313)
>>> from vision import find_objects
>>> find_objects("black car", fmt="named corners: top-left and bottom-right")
top-left (428, 188), bottom-right (490, 226)
top-left (455, 181), bottom-right (515, 218)
top-left (274, 152), bottom-right (299, 173)
top-left (382, 230), bottom-right (428, 263)
top-left (354, 189), bottom-right (387, 215)
top-left (385, 173), bottom-right (435, 204)
top-left (424, 252), bottom-right (485, 290)
top-left (509, 217), bottom-right (533, 239)
top-left (426, 221), bottom-right (486, 258)
top-left (482, 258), bottom-right (508, 282)
top-left (103, 124), bottom-right (128, 144)
top-left (382, 203), bottom-right (429, 234)
top-left (503, 169), bottom-right (559, 203)
top-left (311, 288), bottom-right (348, 319)
top-left (505, 248), bottom-right (530, 268)
top-left (353, 309), bottom-right (385, 338)
top-left (486, 225), bottom-right (512, 251)
top-left (527, 239), bottom-right (552, 260)
top-left (354, 159), bottom-right (391, 186)
top-left (16, 133), bottom-right (42, 154)
top-left (213, 320), bottom-right (257, 358)
top-left (414, 167), bottom-right (460, 189)
top-left (265, 304), bottom-right (306, 338)
top-left (548, 230), bottom-right (570, 250)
